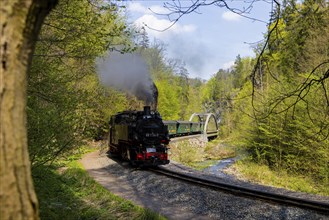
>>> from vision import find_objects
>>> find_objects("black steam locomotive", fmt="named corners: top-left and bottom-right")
top-left (108, 106), bottom-right (170, 166)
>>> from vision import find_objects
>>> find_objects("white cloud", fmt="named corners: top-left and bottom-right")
top-left (127, 2), bottom-right (148, 14)
top-left (222, 61), bottom-right (235, 69)
top-left (134, 14), bottom-right (196, 39)
top-left (129, 2), bottom-right (196, 40)
top-left (222, 11), bottom-right (241, 21)
top-left (127, 3), bottom-right (251, 79)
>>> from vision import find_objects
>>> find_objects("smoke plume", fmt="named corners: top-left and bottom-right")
top-left (96, 51), bottom-right (158, 109)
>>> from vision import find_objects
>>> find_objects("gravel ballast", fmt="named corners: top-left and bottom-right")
top-left (81, 151), bottom-right (329, 220)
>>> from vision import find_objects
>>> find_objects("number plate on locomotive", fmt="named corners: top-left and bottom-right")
top-left (145, 133), bottom-right (159, 137)
top-left (146, 148), bottom-right (156, 153)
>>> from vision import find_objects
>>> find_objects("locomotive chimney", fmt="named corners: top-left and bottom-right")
top-left (144, 106), bottom-right (151, 115)
top-left (151, 83), bottom-right (158, 111)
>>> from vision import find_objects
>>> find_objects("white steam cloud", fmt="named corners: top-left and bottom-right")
top-left (96, 51), bottom-right (158, 106)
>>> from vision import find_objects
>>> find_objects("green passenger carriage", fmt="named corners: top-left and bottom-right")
top-left (163, 120), bottom-right (177, 136)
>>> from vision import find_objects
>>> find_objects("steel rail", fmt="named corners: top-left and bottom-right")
top-left (148, 167), bottom-right (329, 214)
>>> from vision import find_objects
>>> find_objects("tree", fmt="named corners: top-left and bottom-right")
top-left (160, 0), bottom-right (328, 109)
top-left (0, 1), bottom-right (58, 219)
top-left (244, 0), bottom-right (329, 179)
top-left (165, 58), bottom-right (191, 119)
top-left (27, 0), bottom-right (131, 167)
top-left (216, 0), bottom-right (329, 181)
top-left (160, 1), bottom-right (328, 181)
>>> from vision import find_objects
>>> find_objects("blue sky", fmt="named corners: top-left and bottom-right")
top-left (123, 0), bottom-right (273, 80)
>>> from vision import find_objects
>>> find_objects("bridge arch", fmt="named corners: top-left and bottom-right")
top-left (189, 113), bottom-right (202, 123)
top-left (189, 113), bottom-right (219, 141)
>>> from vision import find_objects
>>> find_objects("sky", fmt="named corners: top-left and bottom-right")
top-left (123, 0), bottom-right (273, 80)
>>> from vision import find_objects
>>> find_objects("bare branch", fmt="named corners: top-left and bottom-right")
top-left (145, 0), bottom-right (269, 32)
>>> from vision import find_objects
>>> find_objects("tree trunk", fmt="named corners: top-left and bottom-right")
top-left (0, 0), bottom-right (57, 219)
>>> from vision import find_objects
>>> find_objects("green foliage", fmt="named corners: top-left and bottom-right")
top-left (185, 78), bottom-right (203, 117)
top-left (28, 0), bottom-right (131, 166)
top-left (226, 160), bottom-right (329, 196)
top-left (200, 56), bottom-right (253, 122)
top-left (221, 0), bottom-right (329, 183)
top-left (269, 0), bottom-right (329, 77)
top-left (204, 139), bottom-right (236, 160)
top-left (201, 56), bottom-right (254, 138)
top-left (245, 0), bottom-right (329, 181)
top-left (175, 65), bottom-right (190, 119)
top-left (231, 56), bottom-right (254, 89)
top-left (156, 79), bottom-right (180, 120)
top-left (201, 0), bottom-right (328, 185)
top-left (169, 141), bottom-right (204, 164)
top-left (169, 139), bottom-right (236, 169)
top-left (243, 75), bottom-right (329, 180)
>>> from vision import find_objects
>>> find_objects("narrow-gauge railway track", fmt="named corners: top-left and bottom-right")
top-left (148, 167), bottom-right (329, 214)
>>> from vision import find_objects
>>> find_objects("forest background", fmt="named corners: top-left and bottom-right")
top-left (28, 0), bottom-right (328, 198)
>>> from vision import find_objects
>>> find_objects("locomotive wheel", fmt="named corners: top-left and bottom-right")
top-left (128, 149), bottom-right (137, 166)
top-left (120, 146), bottom-right (128, 160)
top-left (108, 151), bottom-right (119, 158)
top-left (108, 145), bottom-right (120, 158)
top-left (130, 161), bottom-right (138, 167)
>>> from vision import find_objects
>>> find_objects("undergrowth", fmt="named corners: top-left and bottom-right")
top-left (169, 139), bottom-right (236, 169)
top-left (32, 145), bottom-right (166, 220)
top-left (204, 139), bottom-right (236, 160)
top-left (170, 139), bottom-right (328, 196)
top-left (225, 160), bottom-right (329, 196)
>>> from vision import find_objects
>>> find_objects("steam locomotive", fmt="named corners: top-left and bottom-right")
top-left (108, 106), bottom-right (170, 166)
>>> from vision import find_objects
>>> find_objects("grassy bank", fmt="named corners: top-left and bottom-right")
top-left (169, 139), bottom-right (236, 170)
top-left (225, 160), bottom-right (329, 196)
top-left (32, 147), bottom-right (166, 220)
top-left (170, 138), bottom-right (328, 196)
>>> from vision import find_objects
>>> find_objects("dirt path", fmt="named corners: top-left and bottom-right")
top-left (80, 151), bottom-right (208, 220)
